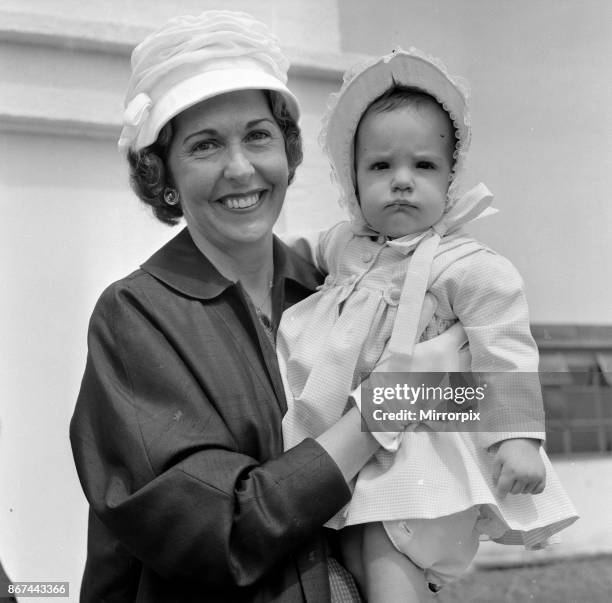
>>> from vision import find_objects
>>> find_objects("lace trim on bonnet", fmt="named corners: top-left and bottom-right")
top-left (319, 47), bottom-right (472, 221)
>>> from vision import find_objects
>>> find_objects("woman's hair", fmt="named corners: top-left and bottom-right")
top-left (356, 85), bottom-right (458, 168)
top-left (127, 90), bottom-right (303, 225)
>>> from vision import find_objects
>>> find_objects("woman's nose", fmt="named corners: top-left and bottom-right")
top-left (391, 167), bottom-right (414, 192)
top-left (223, 146), bottom-right (255, 182)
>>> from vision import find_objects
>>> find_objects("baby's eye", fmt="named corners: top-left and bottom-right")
top-left (370, 162), bottom-right (389, 171)
top-left (417, 161), bottom-right (436, 170)
top-left (246, 130), bottom-right (272, 143)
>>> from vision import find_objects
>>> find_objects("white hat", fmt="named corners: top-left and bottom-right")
top-left (118, 10), bottom-right (300, 153)
top-left (321, 47), bottom-right (471, 217)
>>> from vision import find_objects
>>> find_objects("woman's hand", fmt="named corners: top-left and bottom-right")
top-left (316, 406), bottom-right (380, 482)
top-left (491, 438), bottom-right (546, 498)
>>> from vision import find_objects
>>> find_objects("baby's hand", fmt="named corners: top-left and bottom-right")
top-left (491, 438), bottom-right (546, 498)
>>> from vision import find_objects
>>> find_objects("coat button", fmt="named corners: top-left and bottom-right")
top-left (389, 288), bottom-right (401, 303)
top-left (362, 252), bottom-right (373, 263)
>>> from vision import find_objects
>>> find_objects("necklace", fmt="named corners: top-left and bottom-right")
top-left (252, 278), bottom-right (273, 316)
top-left (252, 278), bottom-right (274, 342)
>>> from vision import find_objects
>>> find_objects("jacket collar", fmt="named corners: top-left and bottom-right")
top-left (141, 227), bottom-right (320, 299)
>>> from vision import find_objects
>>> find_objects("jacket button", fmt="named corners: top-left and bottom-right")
top-left (389, 288), bottom-right (401, 302)
top-left (362, 252), bottom-right (373, 263)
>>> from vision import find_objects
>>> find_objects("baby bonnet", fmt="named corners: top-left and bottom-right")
top-left (321, 48), bottom-right (471, 218)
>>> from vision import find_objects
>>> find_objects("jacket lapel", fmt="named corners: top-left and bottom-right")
top-left (141, 228), bottom-right (323, 418)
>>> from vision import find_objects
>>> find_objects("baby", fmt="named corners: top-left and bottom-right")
top-left (279, 49), bottom-right (577, 601)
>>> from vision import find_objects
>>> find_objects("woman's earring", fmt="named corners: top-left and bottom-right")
top-left (164, 188), bottom-right (180, 206)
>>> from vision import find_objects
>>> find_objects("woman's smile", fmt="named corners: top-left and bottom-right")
top-left (217, 190), bottom-right (265, 210)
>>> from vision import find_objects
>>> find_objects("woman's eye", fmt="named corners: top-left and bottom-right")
top-left (246, 130), bottom-right (271, 143)
top-left (370, 162), bottom-right (389, 171)
top-left (191, 140), bottom-right (218, 153)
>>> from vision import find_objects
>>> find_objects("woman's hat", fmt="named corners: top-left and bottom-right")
top-left (118, 10), bottom-right (300, 153)
top-left (321, 48), bottom-right (471, 217)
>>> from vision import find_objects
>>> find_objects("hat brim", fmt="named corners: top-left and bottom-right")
top-left (135, 68), bottom-right (300, 150)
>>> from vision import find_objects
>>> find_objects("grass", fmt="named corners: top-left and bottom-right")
top-left (438, 555), bottom-right (612, 603)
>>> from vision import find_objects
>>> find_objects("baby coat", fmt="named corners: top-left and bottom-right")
top-left (279, 221), bottom-right (578, 547)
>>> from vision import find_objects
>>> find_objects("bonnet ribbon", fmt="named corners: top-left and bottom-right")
top-left (384, 182), bottom-right (494, 370)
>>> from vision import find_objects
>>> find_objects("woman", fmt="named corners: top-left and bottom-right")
top-left (70, 10), bottom-right (383, 603)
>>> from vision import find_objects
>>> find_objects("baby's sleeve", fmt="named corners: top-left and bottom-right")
top-left (280, 229), bottom-right (327, 271)
top-left (449, 251), bottom-right (546, 449)
top-left (280, 221), bottom-right (349, 274)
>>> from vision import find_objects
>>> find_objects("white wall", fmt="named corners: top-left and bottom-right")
top-left (338, 0), bottom-right (612, 325)
top-left (0, 0), bottom-right (342, 55)
top-left (0, 1), bottom-right (356, 597)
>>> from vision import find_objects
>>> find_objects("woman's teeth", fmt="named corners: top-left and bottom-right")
top-left (221, 193), bottom-right (260, 209)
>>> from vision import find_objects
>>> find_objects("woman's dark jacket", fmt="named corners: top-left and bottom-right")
top-left (70, 228), bottom-right (352, 602)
